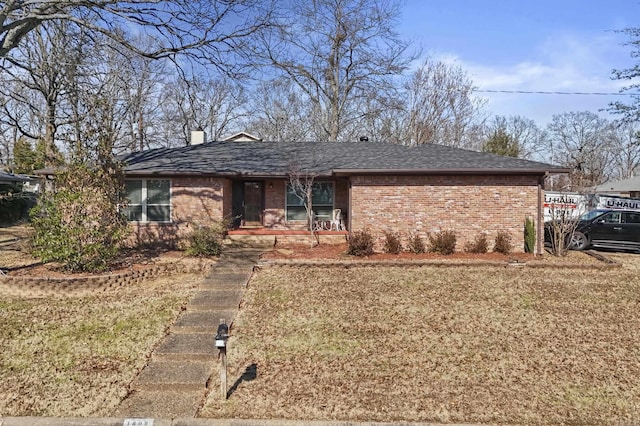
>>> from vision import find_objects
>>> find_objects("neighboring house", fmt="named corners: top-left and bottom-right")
top-left (222, 131), bottom-right (262, 142)
top-left (0, 170), bottom-right (31, 184)
top-left (122, 138), bottom-right (568, 253)
top-left (593, 176), bottom-right (640, 198)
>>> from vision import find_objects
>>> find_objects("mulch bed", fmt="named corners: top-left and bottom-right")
top-left (262, 242), bottom-right (605, 266)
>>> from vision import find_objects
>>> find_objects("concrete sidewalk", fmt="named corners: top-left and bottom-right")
top-left (114, 243), bottom-right (270, 419)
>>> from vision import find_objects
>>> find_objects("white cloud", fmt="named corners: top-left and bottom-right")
top-left (431, 32), bottom-right (634, 125)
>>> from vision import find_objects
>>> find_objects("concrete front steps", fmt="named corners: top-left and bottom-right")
top-left (114, 247), bottom-right (265, 419)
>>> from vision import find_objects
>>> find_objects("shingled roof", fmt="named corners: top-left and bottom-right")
top-left (122, 140), bottom-right (569, 177)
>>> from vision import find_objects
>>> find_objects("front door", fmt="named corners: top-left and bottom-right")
top-left (243, 181), bottom-right (263, 226)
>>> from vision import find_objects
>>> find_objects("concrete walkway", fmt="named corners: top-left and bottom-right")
top-left (115, 242), bottom-right (270, 419)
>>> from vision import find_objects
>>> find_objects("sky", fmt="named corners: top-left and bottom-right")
top-left (399, 0), bottom-right (639, 126)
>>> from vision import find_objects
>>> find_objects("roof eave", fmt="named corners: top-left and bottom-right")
top-left (123, 170), bottom-right (334, 178)
top-left (332, 168), bottom-right (571, 176)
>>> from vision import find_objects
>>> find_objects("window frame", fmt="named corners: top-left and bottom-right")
top-left (124, 178), bottom-right (172, 223)
top-left (285, 181), bottom-right (334, 222)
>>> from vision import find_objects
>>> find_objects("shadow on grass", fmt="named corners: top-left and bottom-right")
top-left (227, 363), bottom-right (257, 398)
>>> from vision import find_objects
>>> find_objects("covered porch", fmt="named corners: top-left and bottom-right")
top-left (229, 177), bottom-right (350, 232)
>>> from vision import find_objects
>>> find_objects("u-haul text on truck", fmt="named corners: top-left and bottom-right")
top-left (544, 192), bottom-right (640, 222)
top-left (543, 192), bottom-right (588, 222)
top-left (597, 196), bottom-right (640, 211)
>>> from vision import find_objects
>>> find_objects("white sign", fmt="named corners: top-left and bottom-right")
top-left (543, 192), bottom-right (640, 222)
top-left (123, 419), bottom-right (154, 426)
top-left (543, 192), bottom-right (588, 222)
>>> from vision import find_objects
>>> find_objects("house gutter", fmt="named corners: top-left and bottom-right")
top-left (333, 168), bottom-right (571, 176)
top-left (125, 168), bottom-right (571, 178)
top-left (123, 170), bottom-right (334, 179)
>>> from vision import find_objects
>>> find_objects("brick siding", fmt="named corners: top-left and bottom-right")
top-left (129, 175), bottom-right (541, 253)
top-left (350, 175), bottom-right (540, 253)
top-left (129, 176), bottom-right (229, 247)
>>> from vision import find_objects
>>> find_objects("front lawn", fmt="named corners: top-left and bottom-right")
top-left (0, 273), bottom-right (200, 417)
top-left (200, 255), bottom-right (640, 424)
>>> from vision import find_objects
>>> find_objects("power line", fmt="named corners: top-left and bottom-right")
top-left (476, 89), bottom-right (635, 96)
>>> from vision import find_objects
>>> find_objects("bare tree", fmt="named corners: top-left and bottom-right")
top-left (485, 115), bottom-right (547, 161)
top-left (400, 57), bottom-right (486, 147)
top-left (112, 36), bottom-right (168, 152)
top-left (357, 93), bottom-right (405, 143)
top-left (247, 78), bottom-right (313, 142)
top-left (546, 202), bottom-right (585, 257)
top-left (1, 21), bottom-right (90, 166)
top-left (159, 75), bottom-right (247, 146)
top-left (255, 0), bottom-right (414, 142)
top-left (546, 111), bottom-right (613, 190)
top-left (609, 27), bottom-right (640, 123)
top-left (287, 164), bottom-right (319, 247)
top-left (608, 121), bottom-right (640, 180)
top-left (1, 0), bottom-right (275, 77)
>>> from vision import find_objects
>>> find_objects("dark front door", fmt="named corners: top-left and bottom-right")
top-left (243, 181), bottom-right (263, 225)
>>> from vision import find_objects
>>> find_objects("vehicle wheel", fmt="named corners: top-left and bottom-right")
top-left (570, 231), bottom-right (589, 251)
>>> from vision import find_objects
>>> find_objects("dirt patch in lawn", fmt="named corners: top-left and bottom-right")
top-left (200, 258), bottom-right (640, 424)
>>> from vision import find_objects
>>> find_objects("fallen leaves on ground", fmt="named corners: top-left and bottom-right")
top-left (200, 256), bottom-right (640, 424)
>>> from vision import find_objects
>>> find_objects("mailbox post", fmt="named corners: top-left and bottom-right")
top-left (215, 320), bottom-right (229, 399)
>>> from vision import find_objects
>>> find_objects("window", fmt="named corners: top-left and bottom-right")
top-left (124, 179), bottom-right (171, 222)
top-left (625, 212), bottom-right (640, 224)
top-left (602, 211), bottom-right (622, 224)
top-left (286, 182), bottom-right (334, 221)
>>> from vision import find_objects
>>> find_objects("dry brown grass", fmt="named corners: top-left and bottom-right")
top-left (200, 255), bottom-right (640, 425)
top-left (0, 273), bottom-right (201, 417)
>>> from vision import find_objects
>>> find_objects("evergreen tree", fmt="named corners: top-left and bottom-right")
top-left (11, 138), bottom-right (38, 174)
top-left (482, 128), bottom-right (520, 157)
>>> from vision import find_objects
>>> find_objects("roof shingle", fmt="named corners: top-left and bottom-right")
top-left (122, 141), bottom-right (568, 177)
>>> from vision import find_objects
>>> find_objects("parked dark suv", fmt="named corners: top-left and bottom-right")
top-left (546, 209), bottom-right (640, 251)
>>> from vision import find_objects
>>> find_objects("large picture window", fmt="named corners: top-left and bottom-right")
top-left (286, 182), bottom-right (334, 221)
top-left (124, 179), bottom-right (171, 222)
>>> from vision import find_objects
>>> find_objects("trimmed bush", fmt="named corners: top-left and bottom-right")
top-left (524, 217), bottom-right (536, 253)
top-left (494, 230), bottom-right (513, 254)
top-left (347, 229), bottom-right (374, 256)
top-left (382, 231), bottom-right (403, 254)
top-left (428, 230), bottom-right (456, 255)
top-left (464, 232), bottom-right (488, 253)
top-left (185, 221), bottom-right (227, 257)
top-left (407, 233), bottom-right (426, 254)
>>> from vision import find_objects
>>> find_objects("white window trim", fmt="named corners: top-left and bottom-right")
top-left (126, 178), bottom-right (172, 223)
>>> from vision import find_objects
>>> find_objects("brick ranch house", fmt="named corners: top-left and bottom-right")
top-left (121, 136), bottom-right (568, 254)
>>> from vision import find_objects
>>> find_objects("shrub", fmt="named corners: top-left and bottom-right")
top-left (524, 217), bottom-right (536, 253)
top-left (347, 229), bottom-right (374, 256)
top-left (464, 232), bottom-right (488, 253)
top-left (494, 230), bottom-right (513, 254)
top-left (382, 231), bottom-right (403, 254)
top-left (407, 233), bottom-right (426, 254)
top-left (30, 163), bottom-right (129, 273)
top-left (428, 230), bottom-right (456, 255)
top-left (185, 221), bottom-right (228, 257)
